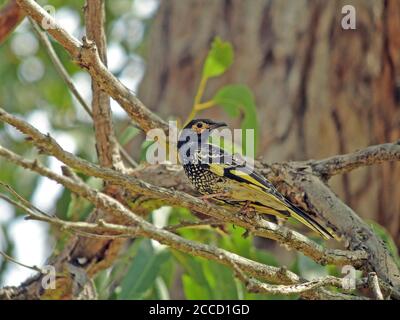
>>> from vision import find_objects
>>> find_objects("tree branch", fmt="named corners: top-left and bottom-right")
top-left (230, 261), bottom-right (355, 296)
top-left (0, 107), bottom-right (368, 269)
top-left (29, 18), bottom-right (137, 168)
top-left (310, 141), bottom-right (400, 179)
top-left (0, 0), bottom-right (24, 44)
top-left (260, 161), bottom-right (400, 290)
top-left (83, 0), bottom-right (123, 170)
top-left (6, 0), bottom-right (400, 298)
top-left (16, 0), bottom-right (168, 134)
top-left (0, 167), bottom-right (370, 300)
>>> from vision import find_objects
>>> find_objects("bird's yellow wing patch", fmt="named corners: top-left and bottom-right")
top-left (229, 169), bottom-right (267, 190)
top-left (209, 163), bottom-right (227, 177)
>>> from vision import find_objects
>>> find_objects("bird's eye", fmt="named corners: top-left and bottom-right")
top-left (196, 123), bottom-right (203, 128)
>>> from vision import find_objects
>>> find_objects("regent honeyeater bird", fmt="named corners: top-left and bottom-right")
top-left (178, 119), bottom-right (335, 239)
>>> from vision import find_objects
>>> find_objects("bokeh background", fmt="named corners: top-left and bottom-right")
top-left (0, 0), bottom-right (399, 299)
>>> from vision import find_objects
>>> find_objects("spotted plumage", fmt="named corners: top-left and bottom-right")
top-left (178, 119), bottom-right (335, 240)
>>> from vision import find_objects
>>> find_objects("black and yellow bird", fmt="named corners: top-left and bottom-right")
top-left (178, 119), bottom-right (335, 239)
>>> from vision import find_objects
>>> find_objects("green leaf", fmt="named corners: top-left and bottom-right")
top-left (219, 224), bottom-right (252, 258)
top-left (172, 251), bottom-right (210, 287)
top-left (202, 37), bottom-right (234, 78)
top-left (119, 126), bottom-right (140, 145)
top-left (118, 239), bottom-right (170, 300)
top-left (172, 251), bottom-right (214, 299)
top-left (213, 85), bottom-right (259, 153)
top-left (182, 274), bottom-right (210, 299)
top-left (203, 262), bottom-right (239, 299)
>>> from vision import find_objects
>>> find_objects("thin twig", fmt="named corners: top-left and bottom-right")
top-left (165, 218), bottom-right (224, 232)
top-left (229, 259), bottom-right (354, 296)
top-left (0, 181), bottom-right (51, 218)
top-left (0, 251), bottom-right (44, 274)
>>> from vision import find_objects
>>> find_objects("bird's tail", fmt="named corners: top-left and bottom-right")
top-left (284, 202), bottom-right (337, 240)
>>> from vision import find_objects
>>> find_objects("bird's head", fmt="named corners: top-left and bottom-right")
top-left (178, 119), bottom-right (227, 150)
top-left (183, 119), bottom-right (227, 135)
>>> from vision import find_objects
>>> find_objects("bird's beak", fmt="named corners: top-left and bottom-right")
top-left (210, 121), bottom-right (227, 130)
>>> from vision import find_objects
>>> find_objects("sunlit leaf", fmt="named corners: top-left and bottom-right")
top-left (182, 274), bottom-right (210, 299)
top-left (202, 37), bottom-right (234, 78)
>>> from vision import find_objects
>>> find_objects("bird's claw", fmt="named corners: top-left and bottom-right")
top-left (238, 201), bottom-right (256, 219)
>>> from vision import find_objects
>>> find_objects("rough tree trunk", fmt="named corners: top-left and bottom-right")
top-left (139, 0), bottom-right (400, 245)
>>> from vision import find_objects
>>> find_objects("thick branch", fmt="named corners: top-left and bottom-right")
top-left (131, 161), bottom-right (400, 291)
top-left (260, 162), bottom-right (400, 290)
top-left (0, 157), bottom-right (368, 300)
top-left (16, 0), bottom-right (168, 133)
top-left (84, 0), bottom-right (122, 170)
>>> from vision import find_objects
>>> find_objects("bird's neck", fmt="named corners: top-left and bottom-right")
top-left (178, 133), bottom-right (208, 164)
top-left (177, 133), bottom-right (208, 149)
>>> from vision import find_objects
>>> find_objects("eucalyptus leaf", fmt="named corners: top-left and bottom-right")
top-left (182, 274), bottom-right (211, 300)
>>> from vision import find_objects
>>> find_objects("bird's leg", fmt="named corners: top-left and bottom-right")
top-left (239, 201), bottom-right (256, 219)
top-left (238, 201), bottom-right (256, 238)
